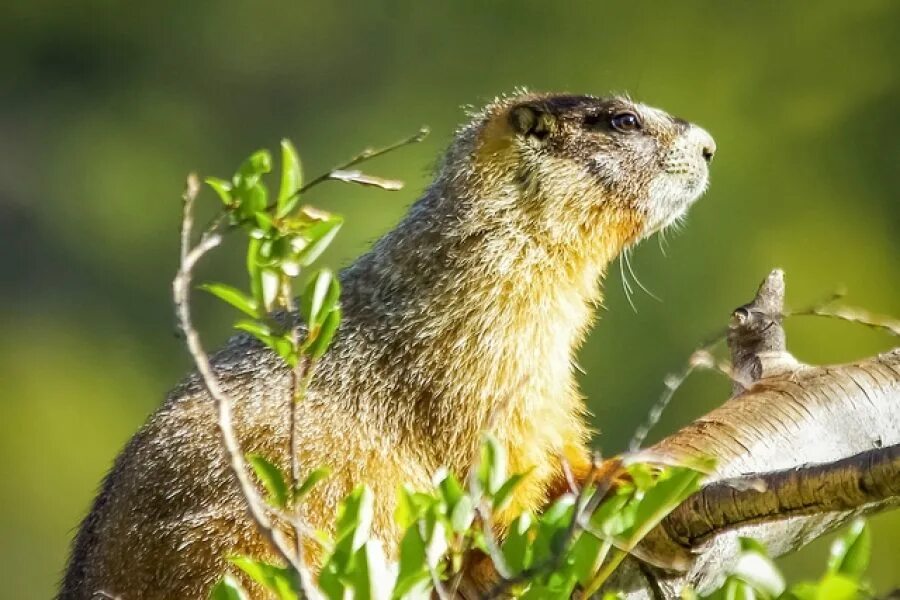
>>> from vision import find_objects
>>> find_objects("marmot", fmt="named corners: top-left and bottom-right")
top-left (59, 92), bottom-right (715, 599)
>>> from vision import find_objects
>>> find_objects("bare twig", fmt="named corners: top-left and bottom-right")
top-left (628, 337), bottom-right (726, 452)
top-left (560, 455), bottom-right (580, 495)
top-left (295, 127), bottom-right (430, 195)
top-left (281, 294), bottom-right (323, 592)
top-left (789, 304), bottom-right (900, 337)
top-left (173, 174), bottom-right (311, 596)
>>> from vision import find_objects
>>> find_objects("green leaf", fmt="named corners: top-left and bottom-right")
top-left (199, 283), bottom-right (260, 318)
top-left (209, 575), bottom-right (248, 600)
top-left (247, 238), bottom-right (264, 306)
top-left (424, 519), bottom-right (448, 569)
top-left (493, 471), bottom-right (530, 512)
top-left (234, 319), bottom-right (273, 342)
top-left (205, 177), bottom-right (234, 206)
top-left (234, 150), bottom-right (273, 189)
top-left (520, 567), bottom-right (578, 600)
top-left (316, 563), bottom-right (345, 600)
top-left (335, 486), bottom-right (374, 551)
top-left (301, 269), bottom-right (341, 329)
top-left (501, 512), bottom-right (533, 574)
top-left (449, 494), bottom-right (474, 532)
top-left (238, 182), bottom-right (268, 218)
top-left (394, 485), bottom-right (437, 530)
top-left (589, 489), bottom-right (632, 538)
top-left (570, 531), bottom-right (606, 588)
top-left (295, 467), bottom-right (331, 500)
top-left (296, 217), bottom-right (344, 267)
top-left (814, 574), bottom-right (859, 600)
top-left (436, 470), bottom-right (465, 509)
top-left (246, 454), bottom-right (289, 508)
top-left (306, 307), bottom-right (341, 359)
top-left (347, 545), bottom-right (373, 600)
top-left (621, 465), bottom-right (704, 543)
top-left (738, 537), bottom-right (769, 556)
top-left (229, 556), bottom-right (298, 600)
top-left (272, 334), bottom-right (299, 368)
top-left (732, 538), bottom-right (784, 598)
top-left (531, 495), bottom-right (575, 564)
top-left (781, 582), bottom-right (817, 600)
top-left (476, 434), bottom-right (506, 496)
top-left (255, 210), bottom-right (275, 232)
top-left (357, 540), bottom-right (396, 600)
top-left (827, 519), bottom-right (870, 581)
top-left (277, 139), bottom-right (303, 219)
top-left (261, 268), bottom-right (281, 312)
top-left (394, 526), bottom-right (431, 598)
top-left (627, 462), bottom-right (656, 492)
top-left (722, 577), bottom-right (755, 600)
top-left (234, 320), bottom-right (298, 367)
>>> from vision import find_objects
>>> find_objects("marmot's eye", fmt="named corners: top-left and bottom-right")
top-left (610, 112), bottom-right (642, 133)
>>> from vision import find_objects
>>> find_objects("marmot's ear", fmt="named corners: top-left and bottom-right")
top-left (509, 103), bottom-right (556, 140)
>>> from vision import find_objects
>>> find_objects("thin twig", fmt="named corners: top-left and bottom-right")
top-left (173, 174), bottom-right (310, 595)
top-left (474, 498), bottom-right (513, 582)
top-left (280, 284), bottom-right (307, 573)
top-left (782, 285), bottom-right (899, 336)
top-left (789, 305), bottom-right (900, 337)
top-left (447, 536), bottom-right (475, 599)
top-left (628, 334), bottom-right (726, 452)
top-left (560, 455), bottom-right (579, 495)
top-left (295, 127), bottom-right (430, 195)
top-left (274, 264), bottom-right (323, 600)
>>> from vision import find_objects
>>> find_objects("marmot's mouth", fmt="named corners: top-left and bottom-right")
top-left (637, 168), bottom-right (710, 240)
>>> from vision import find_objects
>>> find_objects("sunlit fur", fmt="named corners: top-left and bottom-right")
top-left (60, 92), bottom-right (713, 599)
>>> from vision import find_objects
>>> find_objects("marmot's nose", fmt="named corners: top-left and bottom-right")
top-left (693, 127), bottom-right (716, 163)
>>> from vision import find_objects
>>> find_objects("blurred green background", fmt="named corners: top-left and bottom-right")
top-left (1, 1), bottom-right (898, 597)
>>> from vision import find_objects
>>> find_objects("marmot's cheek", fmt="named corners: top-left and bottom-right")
top-left (588, 151), bottom-right (627, 189)
top-left (640, 172), bottom-right (705, 235)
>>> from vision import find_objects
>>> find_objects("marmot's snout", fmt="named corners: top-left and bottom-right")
top-left (667, 123), bottom-right (716, 185)
top-left (695, 127), bottom-right (716, 163)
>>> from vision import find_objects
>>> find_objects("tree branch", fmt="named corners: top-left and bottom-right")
top-left (173, 174), bottom-right (314, 595)
top-left (665, 442), bottom-right (900, 547)
top-left (606, 270), bottom-right (900, 598)
top-left (295, 126), bottom-right (429, 194)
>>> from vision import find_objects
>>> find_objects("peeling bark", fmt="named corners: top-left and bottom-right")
top-left (608, 270), bottom-right (900, 598)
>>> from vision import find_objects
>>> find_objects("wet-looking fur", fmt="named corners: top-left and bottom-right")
top-left (59, 92), bottom-right (714, 599)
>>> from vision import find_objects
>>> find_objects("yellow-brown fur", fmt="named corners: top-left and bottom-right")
top-left (59, 92), bottom-right (714, 599)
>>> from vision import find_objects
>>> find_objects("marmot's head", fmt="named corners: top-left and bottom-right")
top-left (443, 92), bottom-right (715, 259)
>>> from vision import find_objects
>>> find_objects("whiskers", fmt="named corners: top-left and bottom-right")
top-left (657, 228), bottom-right (669, 257)
top-left (618, 247), bottom-right (661, 312)
top-left (655, 212), bottom-right (690, 257)
top-left (618, 253), bottom-right (637, 312)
